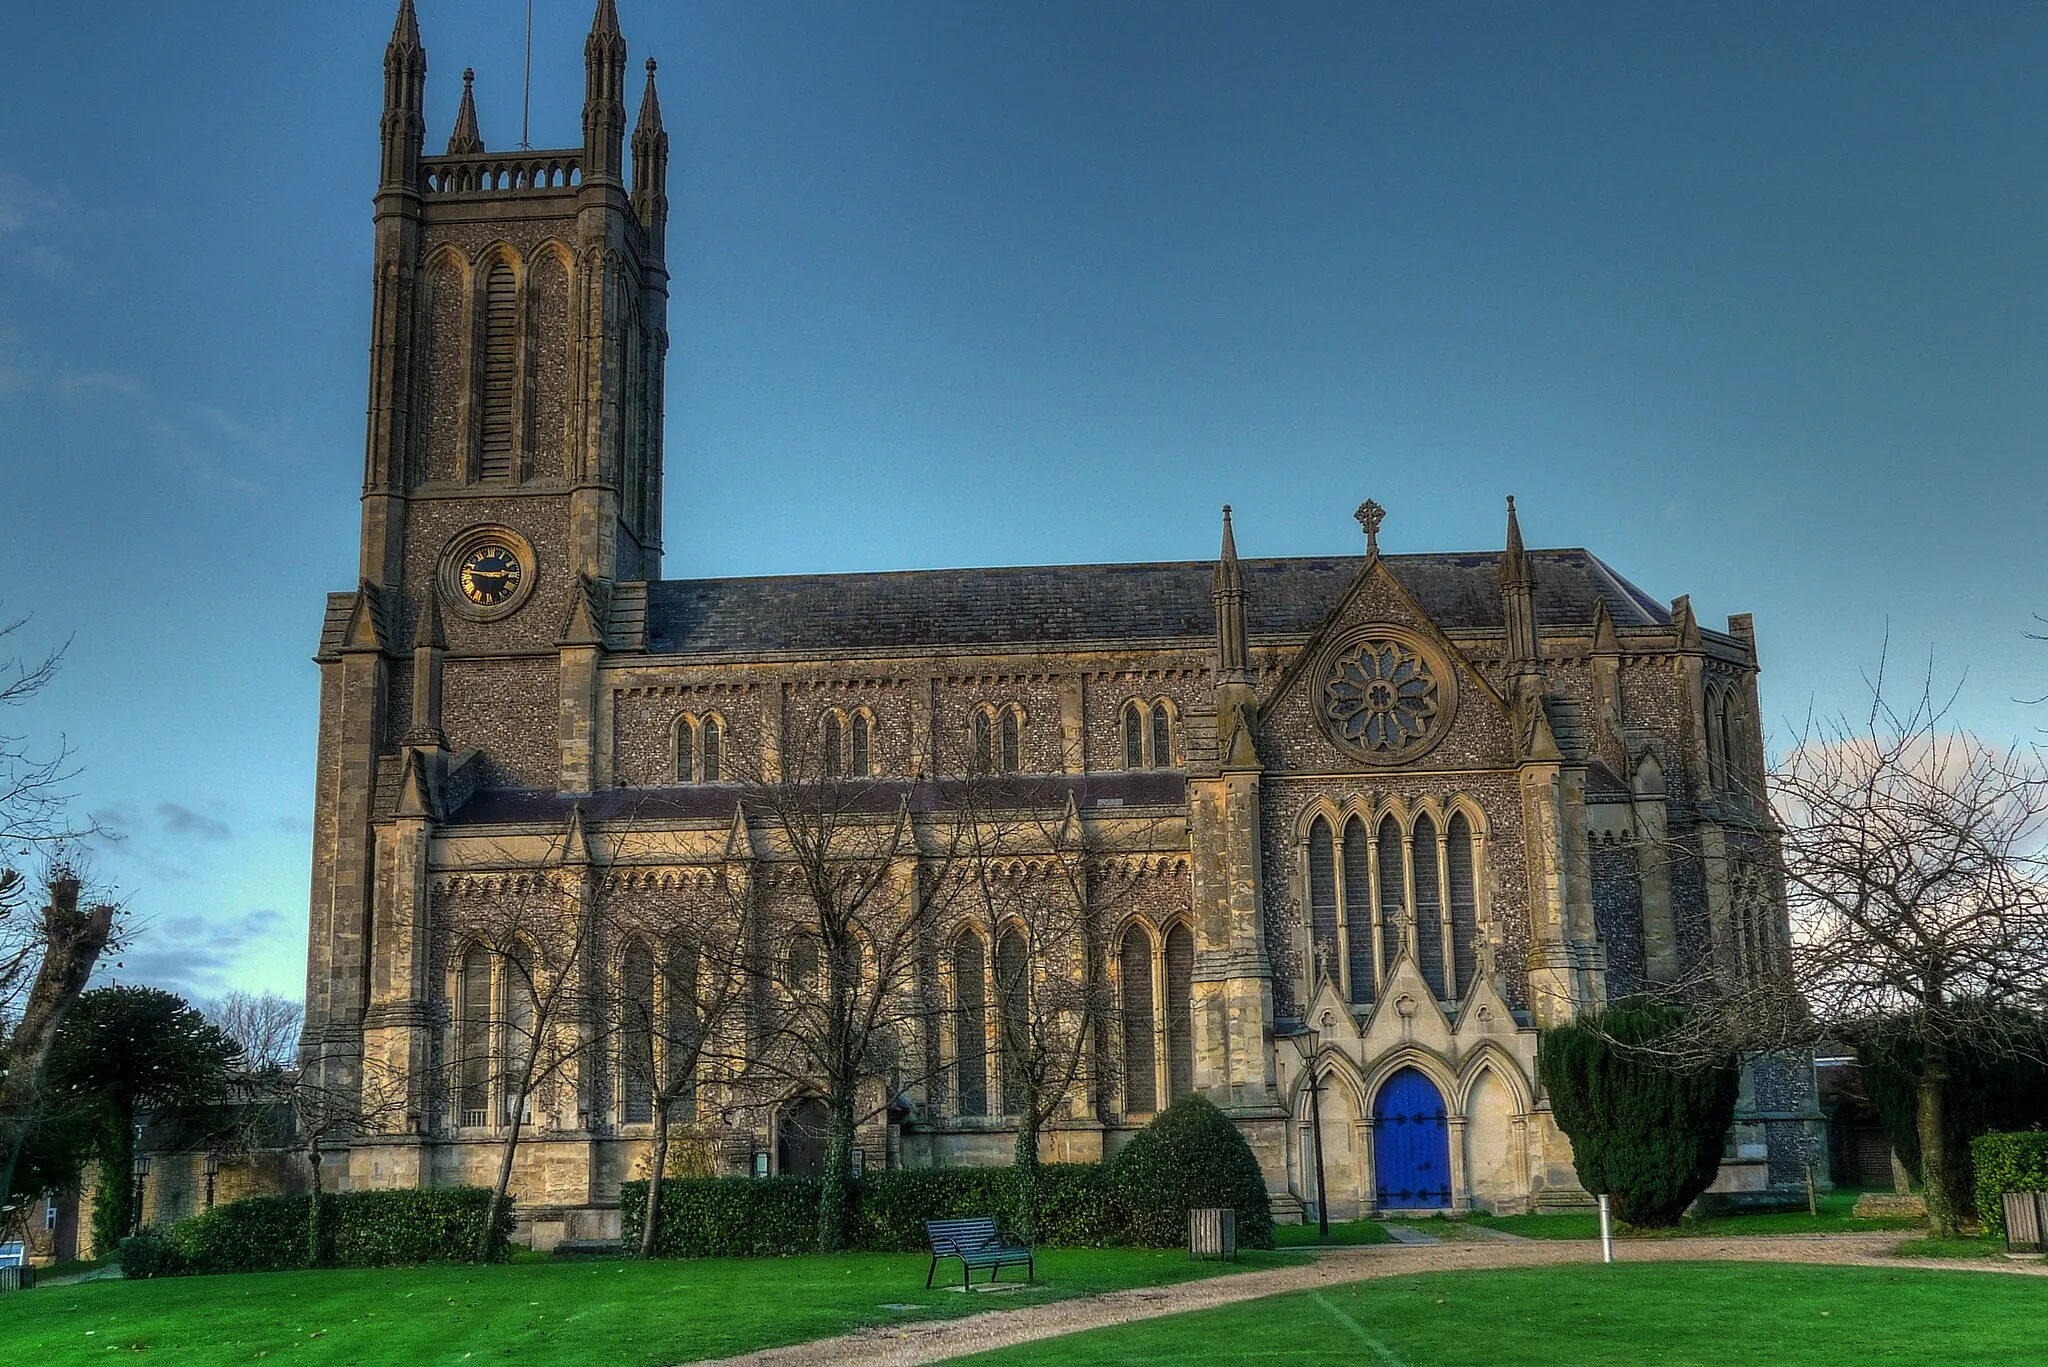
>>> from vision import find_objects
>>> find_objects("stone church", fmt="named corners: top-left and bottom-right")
top-left (302, 2), bottom-right (1818, 1242)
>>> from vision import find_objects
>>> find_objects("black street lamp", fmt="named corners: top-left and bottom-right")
top-left (204, 1151), bottom-right (221, 1211)
top-left (1286, 1024), bottom-right (1331, 1241)
top-left (131, 1135), bottom-right (150, 1237)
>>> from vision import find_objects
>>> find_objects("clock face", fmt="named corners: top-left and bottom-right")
top-left (458, 544), bottom-right (523, 607)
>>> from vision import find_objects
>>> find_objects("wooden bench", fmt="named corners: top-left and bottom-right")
top-left (924, 1216), bottom-right (1033, 1290)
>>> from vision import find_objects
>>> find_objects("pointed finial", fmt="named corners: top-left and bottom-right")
top-left (1220, 505), bottom-right (1238, 561)
top-left (390, 0), bottom-right (422, 49)
top-left (636, 56), bottom-right (664, 132)
top-left (448, 68), bottom-right (484, 155)
top-left (1354, 499), bottom-right (1385, 556)
top-left (592, 0), bottom-right (622, 36)
top-left (1501, 494), bottom-right (1531, 587)
top-left (411, 588), bottom-right (446, 651)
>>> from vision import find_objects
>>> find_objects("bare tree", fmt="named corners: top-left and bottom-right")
top-left (1638, 661), bottom-right (2048, 1237)
top-left (608, 870), bottom-right (750, 1259)
top-left (728, 722), bottom-right (968, 1253)
top-left (441, 815), bottom-right (614, 1261)
top-left (0, 868), bottom-right (117, 1214)
top-left (249, 1046), bottom-right (412, 1265)
top-left (204, 992), bottom-right (304, 1073)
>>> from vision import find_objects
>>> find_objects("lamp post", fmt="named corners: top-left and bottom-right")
top-left (1285, 1024), bottom-right (1331, 1241)
top-left (204, 1151), bottom-right (221, 1211)
top-left (131, 1126), bottom-right (150, 1238)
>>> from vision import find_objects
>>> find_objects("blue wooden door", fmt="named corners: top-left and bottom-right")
top-left (1374, 1067), bottom-right (1452, 1209)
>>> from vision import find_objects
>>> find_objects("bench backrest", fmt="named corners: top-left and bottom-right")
top-left (925, 1216), bottom-right (1002, 1253)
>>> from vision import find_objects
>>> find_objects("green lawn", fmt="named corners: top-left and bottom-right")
top-left (1464, 1186), bottom-right (1925, 1241)
top-left (953, 1262), bottom-right (2046, 1366)
top-left (0, 1248), bottom-right (1278, 1366)
top-left (1271, 1217), bottom-right (1395, 1248)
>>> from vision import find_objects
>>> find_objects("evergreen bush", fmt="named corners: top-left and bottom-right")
top-left (1970, 1130), bottom-right (2048, 1238)
top-left (116, 1186), bottom-right (510, 1277)
top-left (1110, 1093), bottom-right (1275, 1249)
top-left (1537, 999), bottom-right (1738, 1228)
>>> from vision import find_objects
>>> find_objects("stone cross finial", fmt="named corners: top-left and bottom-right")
top-left (1354, 499), bottom-right (1385, 555)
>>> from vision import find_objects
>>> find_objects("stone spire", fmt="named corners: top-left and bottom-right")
top-left (583, 0), bottom-right (629, 183)
top-left (1212, 505), bottom-right (1248, 685)
top-left (631, 58), bottom-right (669, 244)
top-left (447, 69), bottom-right (485, 155)
top-left (407, 591), bottom-right (447, 746)
top-left (1500, 495), bottom-right (1540, 678)
top-left (379, 0), bottom-right (428, 190)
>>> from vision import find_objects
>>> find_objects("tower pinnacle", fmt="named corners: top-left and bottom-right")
top-left (448, 69), bottom-right (484, 155)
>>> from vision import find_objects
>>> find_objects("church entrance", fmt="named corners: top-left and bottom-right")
top-left (1373, 1068), bottom-right (1452, 1210)
top-left (777, 1097), bottom-right (830, 1177)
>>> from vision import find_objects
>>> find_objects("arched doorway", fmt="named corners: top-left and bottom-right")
top-left (777, 1097), bottom-right (830, 1177)
top-left (1373, 1067), bottom-right (1451, 1210)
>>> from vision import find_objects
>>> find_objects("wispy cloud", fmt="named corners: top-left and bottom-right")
top-left (0, 170), bottom-right (72, 277)
top-left (102, 907), bottom-right (291, 998)
top-left (158, 802), bottom-right (232, 841)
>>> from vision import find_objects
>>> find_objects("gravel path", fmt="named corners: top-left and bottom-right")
top-left (693, 1234), bottom-right (2045, 1367)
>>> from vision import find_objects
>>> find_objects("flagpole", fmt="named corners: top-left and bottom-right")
top-left (520, 0), bottom-right (534, 150)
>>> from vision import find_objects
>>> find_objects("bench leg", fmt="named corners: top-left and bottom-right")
top-left (1028, 1256), bottom-right (1034, 1284)
top-left (926, 1256), bottom-right (937, 1290)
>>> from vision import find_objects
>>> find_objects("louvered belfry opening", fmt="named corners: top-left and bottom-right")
top-left (478, 260), bottom-right (518, 480)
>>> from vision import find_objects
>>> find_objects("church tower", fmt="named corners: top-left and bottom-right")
top-left (304, 0), bottom-right (668, 1100)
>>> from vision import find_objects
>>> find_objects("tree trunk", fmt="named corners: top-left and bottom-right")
top-left (1013, 1080), bottom-right (1041, 1245)
top-left (817, 1091), bottom-right (856, 1253)
top-left (640, 1104), bottom-right (671, 1260)
top-left (305, 1149), bottom-right (325, 1268)
top-left (0, 880), bottom-right (114, 1212)
top-left (480, 1086), bottom-right (527, 1263)
top-left (1915, 1056), bottom-right (1956, 1238)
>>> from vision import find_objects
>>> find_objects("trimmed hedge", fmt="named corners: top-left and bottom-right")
top-left (623, 1101), bottom-right (1278, 1259)
top-left (119, 1186), bottom-right (512, 1277)
top-left (1111, 1094), bottom-right (1275, 1249)
top-left (1971, 1130), bottom-right (2048, 1238)
top-left (621, 1164), bottom-right (1131, 1258)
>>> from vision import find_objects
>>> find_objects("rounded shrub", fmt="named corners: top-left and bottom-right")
top-left (1537, 999), bottom-right (1738, 1228)
top-left (1111, 1092), bottom-right (1274, 1249)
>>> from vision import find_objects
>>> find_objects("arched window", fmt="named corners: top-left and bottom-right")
top-left (676, 717), bottom-right (695, 783)
top-left (999, 708), bottom-right (1021, 773)
top-left (1720, 692), bottom-right (1744, 793)
top-left (457, 945), bottom-right (492, 1126)
top-left (1123, 702), bottom-right (1146, 771)
top-left (619, 940), bottom-right (655, 1124)
top-left (1448, 812), bottom-right (1479, 998)
top-left (1165, 924), bottom-right (1194, 1102)
top-left (995, 927), bottom-right (1029, 1117)
top-left (971, 710), bottom-right (994, 774)
top-left (701, 716), bottom-right (723, 782)
top-left (822, 713), bottom-right (843, 779)
top-left (952, 930), bottom-right (988, 1117)
top-left (502, 943), bottom-right (537, 1126)
top-left (663, 939), bottom-right (700, 1123)
top-left (1413, 814), bottom-right (1447, 999)
top-left (1706, 688), bottom-right (1728, 791)
top-left (1341, 816), bottom-right (1375, 1006)
top-left (786, 933), bottom-right (820, 999)
top-left (850, 712), bottom-right (871, 778)
top-left (1151, 703), bottom-right (1172, 768)
top-left (478, 259), bottom-right (518, 481)
top-left (1377, 816), bottom-right (1406, 972)
top-left (1306, 818), bottom-right (1339, 990)
top-left (1120, 926), bottom-right (1157, 1115)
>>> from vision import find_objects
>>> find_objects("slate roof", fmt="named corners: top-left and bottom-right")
top-left (642, 550), bottom-right (1669, 657)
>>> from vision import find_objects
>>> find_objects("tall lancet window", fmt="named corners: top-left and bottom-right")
top-left (1120, 926), bottom-right (1157, 1115)
top-left (457, 946), bottom-right (492, 1127)
top-left (1164, 924), bottom-right (1194, 1101)
top-left (952, 930), bottom-right (988, 1117)
top-left (1341, 817), bottom-right (1375, 1006)
top-left (995, 928), bottom-right (1029, 1117)
top-left (478, 260), bottom-right (519, 481)
top-left (850, 713), bottom-right (871, 778)
top-left (1306, 818), bottom-right (1339, 991)
top-left (619, 940), bottom-right (656, 1124)
top-left (1124, 703), bottom-right (1146, 770)
top-left (1413, 814), bottom-right (1447, 999)
top-left (1377, 816), bottom-right (1406, 973)
top-left (821, 713), bottom-right (843, 778)
top-left (1448, 812), bottom-right (1480, 999)
top-left (1151, 704), bottom-right (1173, 768)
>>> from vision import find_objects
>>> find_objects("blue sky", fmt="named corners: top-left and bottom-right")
top-left (1, 1), bottom-right (2043, 1000)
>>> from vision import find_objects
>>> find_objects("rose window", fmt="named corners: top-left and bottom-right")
top-left (1323, 639), bottom-right (1440, 753)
